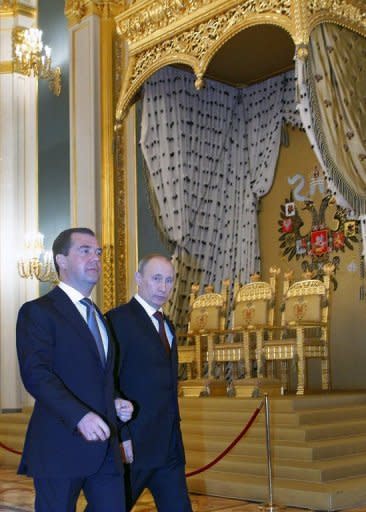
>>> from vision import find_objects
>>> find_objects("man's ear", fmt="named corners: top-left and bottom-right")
top-left (135, 271), bottom-right (142, 286)
top-left (56, 254), bottom-right (66, 270)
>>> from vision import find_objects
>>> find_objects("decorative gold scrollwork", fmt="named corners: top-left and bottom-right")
top-left (65, 0), bottom-right (124, 25)
top-left (115, 0), bottom-right (366, 120)
top-left (308, 0), bottom-right (366, 32)
top-left (118, 0), bottom-right (291, 44)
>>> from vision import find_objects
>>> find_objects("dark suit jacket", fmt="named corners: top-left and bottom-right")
top-left (16, 286), bottom-right (123, 478)
top-left (106, 298), bottom-right (185, 470)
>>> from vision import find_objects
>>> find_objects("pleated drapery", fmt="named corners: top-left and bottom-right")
top-left (296, 23), bottom-right (366, 253)
top-left (140, 66), bottom-right (300, 327)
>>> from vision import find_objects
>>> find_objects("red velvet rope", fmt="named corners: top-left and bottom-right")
top-left (0, 441), bottom-right (22, 455)
top-left (185, 399), bottom-right (264, 478)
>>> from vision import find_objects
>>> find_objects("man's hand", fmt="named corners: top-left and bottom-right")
top-left (77, 412), bottom-right (110, 441)
top-left (115, 398), bottom-right (133, 422)
top-left (121, 439), bottom-right (134, 464)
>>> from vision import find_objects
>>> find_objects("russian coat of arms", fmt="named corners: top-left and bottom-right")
top-left (278, 167), bottom-right (359, 288)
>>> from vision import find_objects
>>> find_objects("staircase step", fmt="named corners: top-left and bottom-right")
top-left (181, 401), bottom-right (366, 426)
top-left (0, 433), bottom-right (24, 449)
top-left (180, 393), bottom-right (366, 413)
top-left (0, 411), bottom-right (31, 424)
top-left (184, 433), bottom-right (366, 460)
top-left (0, 412), bottom-right (28, 470)
top-left (187, 471), bottom-right (366, 511)
top-left (182, 417), bottom-right (366, 442)
top-left (187, 452), bottom-right (366, 482)
top-left (0, 450), bottom-right (22, 468)
top-left (180, 393), bottom-right (366, 510)
top-left (0, 422), bottom-right (28, 436)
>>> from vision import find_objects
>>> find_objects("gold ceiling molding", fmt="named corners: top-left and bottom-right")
top-left (64, 0), bottom-right (124, 26)
top-left (0, 0), bottom-right (36, 17)
top-left (115, 0), bottom-right (366, 121)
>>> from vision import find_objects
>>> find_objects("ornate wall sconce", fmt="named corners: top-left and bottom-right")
top-left (17, 232), bottom-right (58, 283)
top-left (13, 27), bottom-right (62, 96)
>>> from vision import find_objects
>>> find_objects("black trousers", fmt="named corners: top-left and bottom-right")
top-left (125, 427), bottom-right (192, 512)
top-left (34, 446), bottom-right (125, 512)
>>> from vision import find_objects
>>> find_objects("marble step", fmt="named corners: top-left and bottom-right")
top-left (179, 393), bottom-right (366, 413)
top-left (182, 417), bottom-right (366, 441)
top-left (183, 432), bottom-right (366, 460)
top-left (0, 411), bottom-right (31, 424)
top-left (0, 411), bottom-right (28, 469)
top-left (181, 404), bottom-right (366, 426)
top-left (0, 433), bottom-right (23, 468)
top-left (0, 450), bottom-right (21, 468)
top-left (187, 451), bottom-right (366, 482)
top-left (186, 470), bottom-right (366, 511)
top-left (181, 393), bottom-right (366, 509)
top-left (0, 422), bottom-right (28, 436)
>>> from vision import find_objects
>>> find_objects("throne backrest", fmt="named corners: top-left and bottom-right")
top-left (233, 267), bottom-right (280, 328)
top-left (189, 292), bottom-right (226, 332)
top-left (233, 281), bottom-right (274, 328)
top-left (284, 279), bottom-right (327, 324)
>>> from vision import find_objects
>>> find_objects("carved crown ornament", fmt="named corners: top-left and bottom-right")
top-left (114, 0), bottom-right (366, 121)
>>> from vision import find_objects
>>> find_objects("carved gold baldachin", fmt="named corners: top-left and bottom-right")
top-left (115, 0), bottom-right (366, 120)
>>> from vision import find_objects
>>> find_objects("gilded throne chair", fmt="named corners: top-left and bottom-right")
top-left (263, 264), bottom-right (334, 395)
top-left (225, 267), bottom-right (280, 396)
top-left (177, 282), bottom-right (229, 396)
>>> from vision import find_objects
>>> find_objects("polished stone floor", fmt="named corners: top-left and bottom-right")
top-left (1, 467), bottom-right (366, 512)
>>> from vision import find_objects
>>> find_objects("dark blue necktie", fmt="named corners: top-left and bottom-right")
top-left (80, 298), bottom-right (106, 367)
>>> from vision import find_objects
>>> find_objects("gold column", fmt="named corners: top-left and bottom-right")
top-left (99, 13), bottom-right (116, 312)
top-left (65, 0), bottom-right (126, 311)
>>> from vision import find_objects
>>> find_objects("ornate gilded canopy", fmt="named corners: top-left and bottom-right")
top-left (115, 0), bottom-right (366, 121)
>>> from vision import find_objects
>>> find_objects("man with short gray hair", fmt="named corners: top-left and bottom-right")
top-left (107, 254), bottom-right (192, 512)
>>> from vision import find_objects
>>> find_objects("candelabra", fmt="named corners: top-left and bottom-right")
top-left (17, 232), bottom-right (58, 283)
top-left (14, 27), bottom-right (61, 96)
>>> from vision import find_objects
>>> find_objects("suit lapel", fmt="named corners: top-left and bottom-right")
top-left (129, 298), bottom-right (170, 355)
top-left (49, 287), bottom-right (107, 370)
top-left (130, 298), bottom-right (177, 358)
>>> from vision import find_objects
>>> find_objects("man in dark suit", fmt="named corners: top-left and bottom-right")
top-left (16, 227), bottom-right (133, 512)
top-left (106, 254), bottom-right (192, 512)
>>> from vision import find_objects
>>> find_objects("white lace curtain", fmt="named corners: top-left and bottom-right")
top-left (140, 66), bottom-right (300, 327)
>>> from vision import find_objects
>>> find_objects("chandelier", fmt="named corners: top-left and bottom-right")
top-left (14, 27), bottom-right (62, 96)
top-left (17, 232), bottom-right (58, 284)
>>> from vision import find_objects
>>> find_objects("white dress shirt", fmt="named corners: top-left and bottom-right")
top-left (134, 294), bottom-right (173, 347)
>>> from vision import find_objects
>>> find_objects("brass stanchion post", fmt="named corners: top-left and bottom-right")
top-left (259, 393), bottom-right (280, 512)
